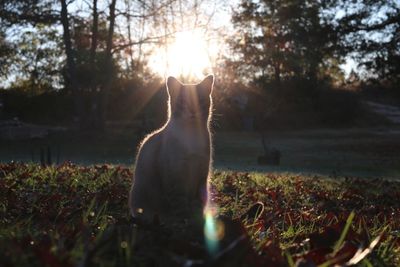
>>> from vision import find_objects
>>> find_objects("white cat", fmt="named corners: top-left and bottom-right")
top-left (129, 75), bottom-right (214, 223)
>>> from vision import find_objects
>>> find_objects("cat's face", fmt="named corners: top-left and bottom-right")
top-left (167, 75), bottom-right (214, 120)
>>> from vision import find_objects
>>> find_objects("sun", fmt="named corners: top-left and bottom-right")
top-left (149, 29), bottom-right (214, 80)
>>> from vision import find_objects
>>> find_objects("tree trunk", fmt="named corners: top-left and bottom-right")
top-left (125, 0), bottom-right (134, 74)
top-left (60, 0), bottom-right (82, 127)
top-left (105, 0), bottom-right (117, 65)
top-left (89, 0), bottom-right (98, 66)
top-left (98, 0), bottom-right (117, 130)
top-left (89, 0), bottom-right (99, 129)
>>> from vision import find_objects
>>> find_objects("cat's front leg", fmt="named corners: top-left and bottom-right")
top-left (186, 172), bottom-right (209, 220)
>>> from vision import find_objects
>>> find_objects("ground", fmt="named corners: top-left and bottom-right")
top-left (0, 163), bottom-right (399, 266)
top-left (1, 127), bottom-right (399, 178)
top-left (1, 116), bottom-right (400, 266)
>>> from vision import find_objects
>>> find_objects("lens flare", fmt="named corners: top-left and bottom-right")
top-left (204, 205), bottom-right (224, 255)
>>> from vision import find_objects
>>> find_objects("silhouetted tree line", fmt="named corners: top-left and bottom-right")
top-left (229, 0), bottom-right (399, 87)
top-left (0, 0), bottom-right (398, 130)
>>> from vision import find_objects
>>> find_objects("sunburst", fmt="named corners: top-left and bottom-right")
top-left (149, 29), bottom-right (214, 80)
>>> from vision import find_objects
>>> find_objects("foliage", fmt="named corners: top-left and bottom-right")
top-left (0, 163), bottom-right (399, 266)
top-left (0, 79), bottom-right (166, 126)
top-left (231, 0), bottom-right (340, 85)
top-left (323, 0), bottom-right (400, 86)
top-left (212, 78), bottom-right (362, 130)
top-left (0, 30), bottom-right (15, 79)
top-left (314, 87), bottom-right (360, 126)
top-left (8, 25), bottom-right (64, 93)
top-left (0, 90), bottom-right (74, 123)
top-left (0, 0), bottom-right (399, 127)
top-left (70, 16), bottom-right (121, 91)
top-left (0, 0), bottom-right (58, 27)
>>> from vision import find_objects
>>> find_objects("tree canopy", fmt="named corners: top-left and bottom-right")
top-left (0, 0), bottom-right (398, 128)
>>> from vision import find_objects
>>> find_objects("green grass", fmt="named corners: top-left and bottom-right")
top-left (0, 163), bottom-right (399, 266)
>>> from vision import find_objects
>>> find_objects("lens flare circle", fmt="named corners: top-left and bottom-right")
top-left (204, 207), bottom-right (225, 255)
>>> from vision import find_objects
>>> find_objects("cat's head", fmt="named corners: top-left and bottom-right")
top-left (166, 75), bottom-right (214, 120)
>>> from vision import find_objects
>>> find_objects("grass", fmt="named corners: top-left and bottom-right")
top-left (0, 162), bottom-right (399, 266)
top-left (1, 128), bottom-right (400, 178)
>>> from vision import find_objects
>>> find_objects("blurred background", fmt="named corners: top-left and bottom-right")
top-left (0, 0), bottom-right (399, 177)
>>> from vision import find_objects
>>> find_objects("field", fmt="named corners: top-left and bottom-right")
top-left (1, 128), bottom-right (400, 178)
top-left (1, 163), bottom-right (399, 266)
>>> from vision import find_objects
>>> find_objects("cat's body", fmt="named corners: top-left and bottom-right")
top-left (129, 75), bottom-right (214, 223)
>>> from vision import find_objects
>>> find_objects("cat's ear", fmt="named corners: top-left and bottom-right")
top-left (197, 74), bottom-right (214, 95)
top-left (166, 76), bottom-right (182, 99)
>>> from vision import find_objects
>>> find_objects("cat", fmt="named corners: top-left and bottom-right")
top-left (129, 75), bottom-right (214, 224)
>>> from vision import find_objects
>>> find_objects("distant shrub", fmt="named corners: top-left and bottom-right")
top-left (0, 78), bottom-right (363, 130)
top-left (0, 90), bottom-right (73, 124)
top-left (0, 80), bottom-right (167, 129)
top-left (261, 78), bottom-right (358, 126)
top-left (315, 88), bottom-right (360, 126)
top-left (250, 78), bottom-right (362, 129)
top-left (359, 82), bottom-right (400, 105)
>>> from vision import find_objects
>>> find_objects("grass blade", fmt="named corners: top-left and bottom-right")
top-left (333, 211), bottom-right (355, 254)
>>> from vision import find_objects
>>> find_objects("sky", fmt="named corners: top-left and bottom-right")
top-left (1, 0), bottom-right (395, 87)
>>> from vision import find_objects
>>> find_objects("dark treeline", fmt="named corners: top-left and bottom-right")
top-left (0, 0), bottom-right (399, 131)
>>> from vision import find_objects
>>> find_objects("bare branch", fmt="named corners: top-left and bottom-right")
top-left (111, 33), bottom-right (176, 54)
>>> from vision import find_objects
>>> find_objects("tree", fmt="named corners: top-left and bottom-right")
top-left (231, 0), bottom-right (338, 87)
top-left (0, 0), bottom-right (224, 127)
top-left (324, 0), bottom-right (400, 85)
top-left (8, 25), bottom-right (63, 94)
top-left (0, 30), bottom-right (14, 81)
top-left (60, 0), bottom-right (83, 123)
top-left (0, 0), bottom-right (58, 84)
top-left (89, 0), bottom-right (98, 70)
top-left (0, 0), bottom-right (58, 26)
top-left (98, 0), bottom-right (117, 130)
